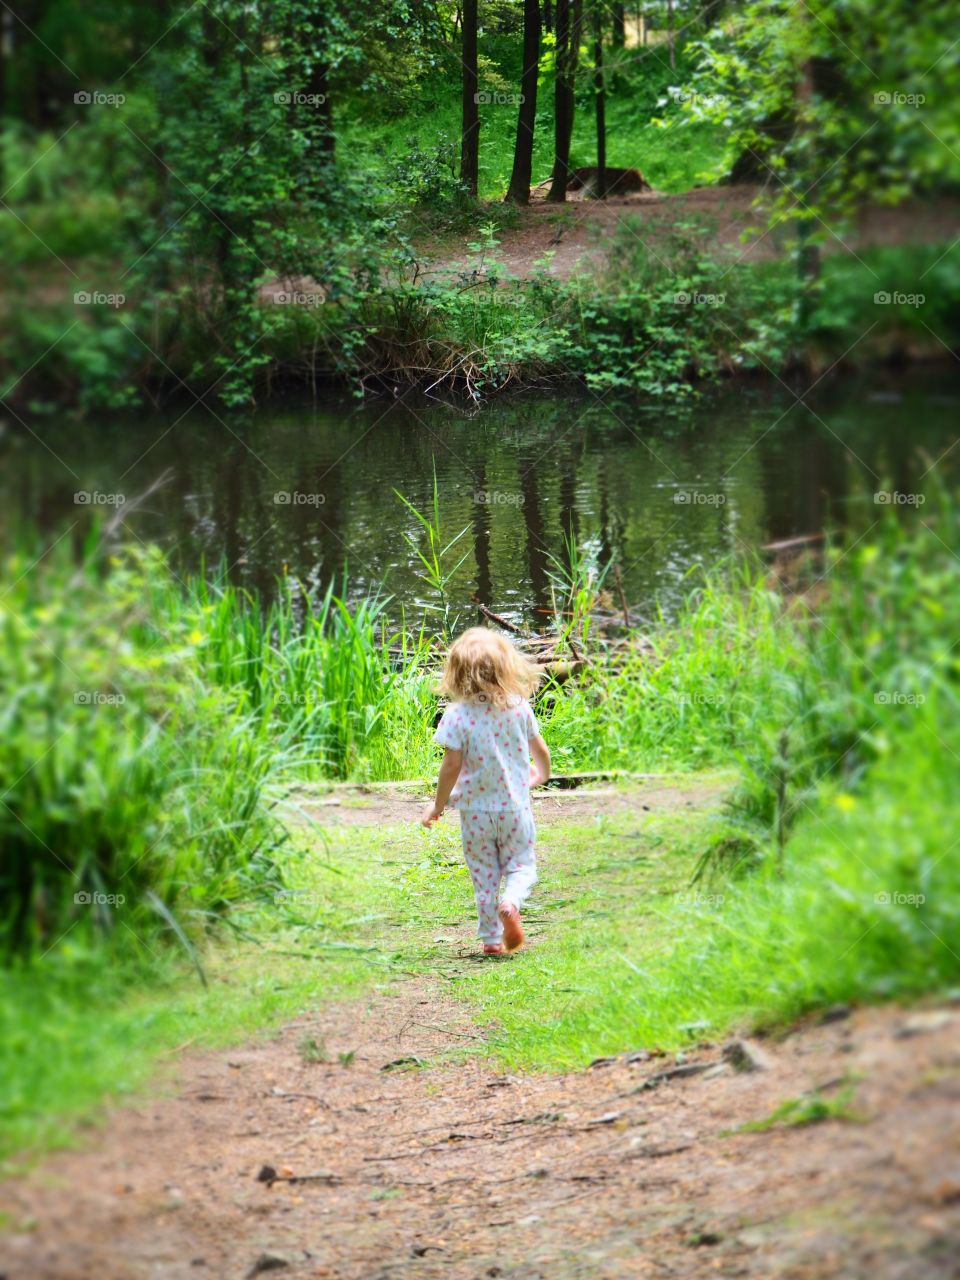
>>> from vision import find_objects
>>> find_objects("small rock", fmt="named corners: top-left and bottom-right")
top-left (723, 1039), bottom-right (774, 1073)
top-left (381, 1055), bottom-right (426, 1072)
top-left (587, 1111), bottom-right (622, 1126)
top-left (820, 1003), bottom-right (852, 1024)
top-left (686, 1230), bottom-right (723, 1247)
top-left (255, 1165), bottom-right (278, 1183)
top-left (626, 1050), bottom-right (651, 1064)
top-left (588, 1056), bottom-right (618, 1070)
top-left (246, 1255), bottom-right (290, 1278)
top-left (930, 1179), bottom-right (960, 1205)
top-left (895, 1011), bottom-right (955, 1039)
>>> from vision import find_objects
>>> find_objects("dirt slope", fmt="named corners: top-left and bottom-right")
top-left (417, 187), bottom-right (960, 282)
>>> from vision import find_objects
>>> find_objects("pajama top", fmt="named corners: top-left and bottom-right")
top-left (433, 695), bottom-right (540, 810)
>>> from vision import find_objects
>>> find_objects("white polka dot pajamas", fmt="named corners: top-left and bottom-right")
top-left (460, 807), bottom-right (538, 944)
top-left (433, 695), bottom-right (541, 945)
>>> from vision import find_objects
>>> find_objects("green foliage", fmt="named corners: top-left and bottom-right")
top-left (689, 2), bottom-right (958, 233)
top-left (0, 536), bottom-right (286, 957)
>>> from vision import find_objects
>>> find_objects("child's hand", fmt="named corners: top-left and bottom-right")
top-left (529, 764), bottom-right (543, 787)
top-left (421, 802), bottom-right (443, 827)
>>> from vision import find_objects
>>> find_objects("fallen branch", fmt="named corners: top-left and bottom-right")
top-left (471, 596), bottom-right (527, 635)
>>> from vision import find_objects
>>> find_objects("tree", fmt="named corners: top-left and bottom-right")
top-left (593, 5), bottom-right (607, 199)
top-left (547, 0), bottom-right (585, 201)
top-left (612, 4), bottom-right (626, 47)
top-left (546, 0), bottom-right (573, 201)
top-left (459, 0), bottom-right (480, 195)
top-left (505, 0), bottom-right (542, 204)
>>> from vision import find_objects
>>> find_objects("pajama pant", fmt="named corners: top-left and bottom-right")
top-left (459, 807), bottom-right (537, 944)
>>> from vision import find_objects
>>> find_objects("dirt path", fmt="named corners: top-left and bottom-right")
top-left (417, 186), bottom-right (960, 282)
top-left (4, 785), bottom-right (960, 1279)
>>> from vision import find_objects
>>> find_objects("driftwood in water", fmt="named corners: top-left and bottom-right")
top-left (762, 533), bottom-right (824, 553)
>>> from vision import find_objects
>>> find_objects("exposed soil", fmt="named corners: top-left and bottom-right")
top-left (294, 776), bottom-right (723, 828)
top-left (5, 784), bottom-right (960, 1280)
top-left (417, 185), bottom-right (960, 282)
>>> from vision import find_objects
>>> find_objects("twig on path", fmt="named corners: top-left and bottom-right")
top-left (160, 1036), bottom-right (201, 1056)
top-left (409, 1020), bottom-right (485, 1040)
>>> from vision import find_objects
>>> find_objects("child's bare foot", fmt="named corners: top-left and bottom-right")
top-left (483, 942), bottom-right (506, 955)
top-left (498, 902), bottom-right (525, 952)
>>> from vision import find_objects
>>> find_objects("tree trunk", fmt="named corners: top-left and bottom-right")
top-left (459, 0), bottom-right (479, 195)
top-left (593, 11), bottom-right (606, 199)
top-left (612, 4), bottom-right (626, 46)
top-left (546, 0), bottom-right (572, 201)
top-left (505, 0), bottom-right (542, 204)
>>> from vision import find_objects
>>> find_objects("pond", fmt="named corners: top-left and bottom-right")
top-left (4, 371), bottom-right (957, 623)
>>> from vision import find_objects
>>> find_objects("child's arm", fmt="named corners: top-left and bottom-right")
top-left (421, 747), bottom-right (463, 826)
top-left (529, 734), bottom-right (551, 786)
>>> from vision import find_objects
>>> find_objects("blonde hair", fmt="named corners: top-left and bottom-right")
top-left (440, 626), bottom-right (540, 709)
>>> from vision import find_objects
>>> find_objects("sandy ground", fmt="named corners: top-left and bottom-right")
top-left (4, 783), bottom-right (960, 1280)
top-left (414, 185), bottom-right (960, 282)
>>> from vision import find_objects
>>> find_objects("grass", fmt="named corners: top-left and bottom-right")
top-left (728, 1083), bottom-right (865, 1134)
top-left (0, 811), bottom-right (401, 1168)
top-left (2, 477), bottom-right (958, 1162)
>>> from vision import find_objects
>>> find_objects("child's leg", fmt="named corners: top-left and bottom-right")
top-left (460, 811), bottom-right (504, 946)
top-left (499, 807), bottom-right (538, 911)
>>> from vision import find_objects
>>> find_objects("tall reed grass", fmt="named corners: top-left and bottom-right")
top-left (4, 476), bottom-right (955, 960)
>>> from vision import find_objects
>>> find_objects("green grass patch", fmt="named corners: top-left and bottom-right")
top-left (726, 1082), bottom-right (865, 1134)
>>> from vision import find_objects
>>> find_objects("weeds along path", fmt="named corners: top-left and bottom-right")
top-left (5, 780), bottom-right (960, 1279)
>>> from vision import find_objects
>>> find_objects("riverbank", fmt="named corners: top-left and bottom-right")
top-left (4, 215), bottom-right (957, 412)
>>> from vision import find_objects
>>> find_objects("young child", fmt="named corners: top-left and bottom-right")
top-left (421, 627), bottom-right (551, 955)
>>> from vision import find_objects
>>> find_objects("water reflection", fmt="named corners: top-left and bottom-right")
top-left (3, 373), bottom-right (956, 621)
